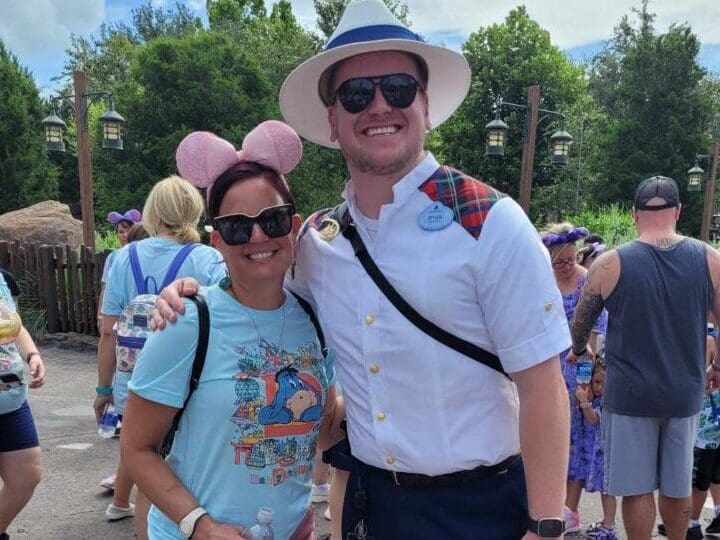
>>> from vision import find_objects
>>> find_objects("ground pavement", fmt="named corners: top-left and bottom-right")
top-left (6, 344), bottom-right (718, 539)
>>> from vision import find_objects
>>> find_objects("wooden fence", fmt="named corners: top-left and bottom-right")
top-left (0, 241), bottom-right (110, 335)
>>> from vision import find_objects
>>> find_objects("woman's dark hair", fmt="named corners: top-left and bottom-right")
top-left (126, 222), bottom-right (149, 243)
top-left (577, 245), bottom-right (596, 265)
top-left (207, 161), bottom-right (297, 220)
top-left (584, 234), bottom-right (604, 245)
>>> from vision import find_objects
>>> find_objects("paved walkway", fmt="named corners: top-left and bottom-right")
top-left (6, 345), bottom-right (718, 539)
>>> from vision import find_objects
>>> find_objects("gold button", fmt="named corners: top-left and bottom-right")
top-left (386, 456), bottom-right (395, 465)
top-left (369, 364), bottom-right (380, 373)
top-left (365, 314), bottom-right (375, 325)
top-left (377, 412), bottom-right (386, 421)
top-left (544, 303), bottom-right (553, 312)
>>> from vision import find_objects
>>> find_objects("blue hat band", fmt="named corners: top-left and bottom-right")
top-left (326, 24), bottom-right (425, 50)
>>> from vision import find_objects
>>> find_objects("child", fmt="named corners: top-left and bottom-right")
top-left (575, 360), bottom-right (617, 540)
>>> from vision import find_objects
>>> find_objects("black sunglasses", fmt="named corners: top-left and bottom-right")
top-left (334, 73), bottom-right (423, 114)
top-left (214, 204), bottom-right (295, 246)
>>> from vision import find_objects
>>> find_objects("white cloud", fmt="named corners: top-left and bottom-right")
top-left (286, 0), bottom-right (720, 48)
top-left (0, 0), bottom-right (104, 58)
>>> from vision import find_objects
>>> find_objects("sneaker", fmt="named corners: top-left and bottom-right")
top-left (311, 483), bottom-right (330, 503)
top-left (324, 506), bottom-right (331, 521)
top-left (105, 503), bottom-right (135, 521)
top-left (563, 507), bottom-right (582, 534)
top-left (113, 420), bottom-right (122, 438)
top-left (99, 474), bottom-right (116, 491)
top-left (707, 515), bottom-right (720, 534)
top-left (687, 525), bottom-right (703, 540)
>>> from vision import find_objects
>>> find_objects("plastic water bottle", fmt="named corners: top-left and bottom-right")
top-left (576, 356), bottom-right (593, 386)
top-left (98, 403), bottom-right (119, 439)
top-left (248, 507), bottom-right (274, 540)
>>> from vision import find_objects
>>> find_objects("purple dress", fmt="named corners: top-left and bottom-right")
top-left (559, 274), bottom-right (607, 482)
top-left (583, 397), bottom-right (605, 492)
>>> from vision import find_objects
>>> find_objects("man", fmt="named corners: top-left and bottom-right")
top-left (156, 1), bottom-right (571, 538)
top-left (570, 175), bottom-right (720, 540)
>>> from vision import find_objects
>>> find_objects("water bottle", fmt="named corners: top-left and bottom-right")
top-left (98, 403), bottom-right (119, 439)
top-left (576, 356), bottom-right (593, 386)
top-left (248, 507), bottom-right (274, 540)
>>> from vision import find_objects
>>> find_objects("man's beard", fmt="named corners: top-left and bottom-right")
top-left (342, 136), bottom-right (425, 177)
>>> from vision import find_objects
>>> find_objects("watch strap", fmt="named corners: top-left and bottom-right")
top-left (179, 506), bottom-right (208, 539)
top-left (528, 517), bottom-right (565, 537)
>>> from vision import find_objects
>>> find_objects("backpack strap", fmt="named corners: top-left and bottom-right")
top-left (159, 243), bottom-right (199, 293)
top-left (290, 291), bottom-right (326, 356)
top-left (128, 243), bottom-right (148, 295)
top-left (159, 293), bottom-right (210, 457)
top-left (337, 206), bottom-right (509, 378)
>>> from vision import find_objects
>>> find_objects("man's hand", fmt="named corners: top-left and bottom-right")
top-left (566, 343), bottom-right (593, 365)
top-left (93, 393), bottom-right (113, 424)
top-left (707, 363), bottom-right (720, 391)
top-left (192, 514), bottom-right (249, 539)
top-left (151, 278), bottom-right (200, 330)
top-left (28, 354), bottom-right (46, 388)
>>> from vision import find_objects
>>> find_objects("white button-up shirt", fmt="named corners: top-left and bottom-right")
top-left (289, 153), bottom-right (570, 475)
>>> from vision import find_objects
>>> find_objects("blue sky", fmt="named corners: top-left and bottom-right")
top-left (1, 0), bottom-right (718, 97)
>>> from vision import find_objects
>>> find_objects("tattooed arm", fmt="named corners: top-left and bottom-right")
top-left (570, 250), bottom-right (621, 358)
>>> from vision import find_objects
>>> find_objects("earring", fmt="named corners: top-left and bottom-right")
top-left (219, 274), bottom-right (231, 290)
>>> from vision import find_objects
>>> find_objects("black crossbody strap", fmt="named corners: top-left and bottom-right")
top-left (290, 291), bottom-right (326, 354)
top-left (159, 294), bottom-right (210, 456)
top-left (340, 216), bottom-right (508, 378)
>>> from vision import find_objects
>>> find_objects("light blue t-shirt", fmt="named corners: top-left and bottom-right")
top-left (129, 284), bottom-right (336, 540)
top-left (101, 249), bottom-right (119, 284)
top-left (0, 273), bottom-right (27, 414)
top-left (102, 237), bottom-right (226, 316)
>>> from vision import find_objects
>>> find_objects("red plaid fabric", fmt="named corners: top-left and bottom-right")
top-left (419, 166), bottom-right (505, 240)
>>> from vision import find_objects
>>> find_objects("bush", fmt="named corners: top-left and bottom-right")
top-left (14, 269), bottom-right (47, 340)
top-left (565, 204), bottom-right (636, 248)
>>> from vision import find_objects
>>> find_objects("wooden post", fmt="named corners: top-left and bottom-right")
top-left (519, 85), bottom-right (541, 214)
top-left (40, 246), bottom-right (59, 333)
top-left (55, 246), bottom-right (69, 332)
top-left (73, 71), bottom-right (96, 250)
top-left (701, 142), bottom-right (720, 242)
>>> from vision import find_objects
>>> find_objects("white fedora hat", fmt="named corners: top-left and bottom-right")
top-left (280, 0), bottom-right (471, 149)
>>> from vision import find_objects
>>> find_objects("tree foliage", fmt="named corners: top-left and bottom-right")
top-left (0, 41), bottom-right (58, 214)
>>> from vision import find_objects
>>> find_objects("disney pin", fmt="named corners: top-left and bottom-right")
top-left (417, 202), bottom-right (454, 231)
top-left (318, 218), bottom-right (340, 241)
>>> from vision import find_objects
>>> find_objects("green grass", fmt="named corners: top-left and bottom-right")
top-left (565, 204), bottom-right (637, 249)
top-left (95, 229), bottom-right (120, 252)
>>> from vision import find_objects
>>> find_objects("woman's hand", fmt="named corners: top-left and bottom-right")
top-left (93, 394), bottom-right (113, 424)
top-left (151, 278), bottom-right (200, 330)
top-left (575, 385), bottom-right (589, 405)
top-left (27, 354), bottom-right (46, 388)
top-left (192, 515), bottom-right (250, 539)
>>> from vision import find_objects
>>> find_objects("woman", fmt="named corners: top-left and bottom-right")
top-left (108, 209), bottom-right (142, 248)
top-left (577, 235), bottom-right (606, 270)
top-left (0, 268), bottom-right (46, 540)
top-left (122, 121), bottom-right (339, 539)
top-left (96, 177), bottom-right (226, 536)
top-left (541, 223), bottom-right (607, 534)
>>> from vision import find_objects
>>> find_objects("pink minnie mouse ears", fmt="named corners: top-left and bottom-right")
top-left (175, 120), bottom-right (302, 196)
top-left (107, 209), bottom-right (142, 225)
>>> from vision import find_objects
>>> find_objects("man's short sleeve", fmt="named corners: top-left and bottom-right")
top-left (475, 198), bottom-right (570, 373)
top-left (284, 218), bottom-right (317, 307)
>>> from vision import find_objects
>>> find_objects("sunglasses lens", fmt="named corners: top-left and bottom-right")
top-left (338, 78), bottom-right (375, 114)
top-left (257, 206), bottom-right (293, 238)
top-left (216, 216), bottom-right (252, 246)
top-left (381, 74), bottom-right (418, 108)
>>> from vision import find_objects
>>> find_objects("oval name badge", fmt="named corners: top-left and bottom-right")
top-left (417, 202), bottom-right (454, 231)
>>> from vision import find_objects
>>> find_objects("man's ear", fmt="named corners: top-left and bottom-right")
top-left (675, 204), bottom-right (682, 221)
top-left (422, 91), bottom-right (431, 131)
top-left (328, 105), bottom-right (338, 142)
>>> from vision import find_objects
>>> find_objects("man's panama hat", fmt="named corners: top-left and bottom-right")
top-left (280, 0), bottom-right (471, 149)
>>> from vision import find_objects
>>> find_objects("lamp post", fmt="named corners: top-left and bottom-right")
top-left (484, 86), bottom-right (572, 214)
top-left (41, 70), bottom-right (125, 249)
top-left (687, 142), bottom-right (720, 242)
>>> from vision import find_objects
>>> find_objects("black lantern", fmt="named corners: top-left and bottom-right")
top-left (687, 161), bottom-right (704, 192)
top-left (485, 112), bottom-right (509, 156)
top-left (100, 105), bottom-right (125, 150)
top-left (550, 129), bottom-right (573, 165)
top-left (41, 113), bottom-right (67, 152)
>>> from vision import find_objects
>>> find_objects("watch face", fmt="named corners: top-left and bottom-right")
top-left (538, 518), bottom-right (565, 537)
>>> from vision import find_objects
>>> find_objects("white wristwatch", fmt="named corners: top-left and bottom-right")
top-left (179, 506), bottom-right (208, 539)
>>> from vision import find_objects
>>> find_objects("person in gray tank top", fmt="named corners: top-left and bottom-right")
top-left (567, 175), bottom-right (720, 540)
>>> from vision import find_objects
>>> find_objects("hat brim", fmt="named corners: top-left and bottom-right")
top-left (280, 39), bottom-right (471, 149)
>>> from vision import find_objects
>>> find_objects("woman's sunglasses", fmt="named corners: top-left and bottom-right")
top-left (213, 204), bottom-right (295, 246)
top-left (334, 73), bottom-right (423, 114)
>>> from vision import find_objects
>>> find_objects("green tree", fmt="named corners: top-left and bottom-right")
top-left (587, 2), bottom-right (713, 234)
top-left (436, 6), bottom-right (588, 219)
top-left (207, 0), bottom-right (266, 27)
top-left (0, 41), bottom-right (58, 214)
top-left (313, 0), bottom-right (410, 40)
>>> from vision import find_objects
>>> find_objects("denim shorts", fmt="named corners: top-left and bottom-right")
top-left (0, 401), bottom-right (39, 452)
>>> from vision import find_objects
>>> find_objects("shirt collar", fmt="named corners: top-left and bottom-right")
top-left (341, 152), bottom-right (441, 209)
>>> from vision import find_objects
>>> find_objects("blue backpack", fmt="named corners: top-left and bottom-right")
top-left (115, 243), bottom-right (198, 373)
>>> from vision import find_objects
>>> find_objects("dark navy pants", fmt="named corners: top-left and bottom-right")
top-left (341, 457), bottom-right (529, 540)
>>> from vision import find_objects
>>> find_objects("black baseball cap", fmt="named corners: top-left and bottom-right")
top-left (633, 176), bottom-right (680, 211)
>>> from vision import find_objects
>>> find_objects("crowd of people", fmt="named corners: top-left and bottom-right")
top-left (2, 1), bottom-right (720, 539)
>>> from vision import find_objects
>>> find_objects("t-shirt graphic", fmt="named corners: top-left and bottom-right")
top-left (0, 273), bottom-right (27, 414)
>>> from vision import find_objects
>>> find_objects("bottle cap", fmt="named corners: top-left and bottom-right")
top-left (257, 506), bottom-right (274, 524)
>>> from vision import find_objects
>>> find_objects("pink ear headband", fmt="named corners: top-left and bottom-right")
top-left (175, 120), bottom-right (302, 198)
top-left (107, 209), bottom-right (142, 225)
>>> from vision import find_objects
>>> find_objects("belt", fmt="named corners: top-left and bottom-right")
top-left (360, 454), bottom-right (521, 488)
